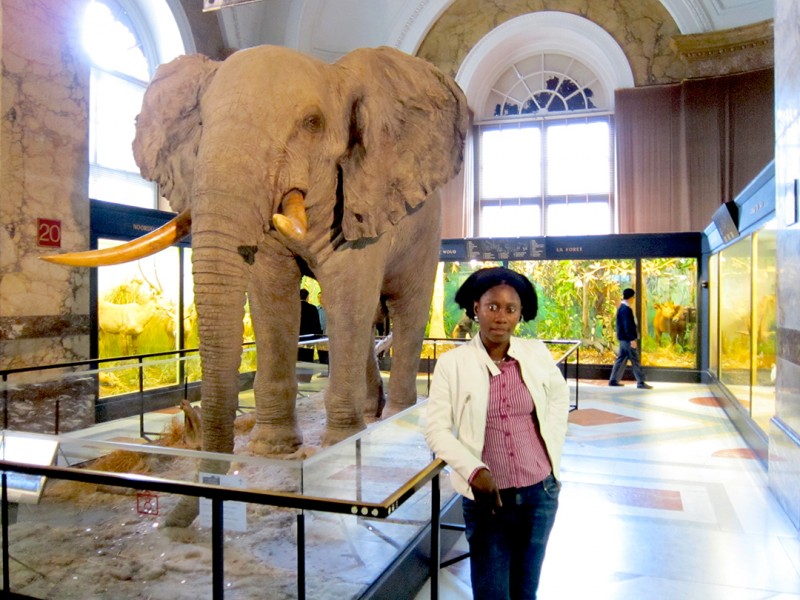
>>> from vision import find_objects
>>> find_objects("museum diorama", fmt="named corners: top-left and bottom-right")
top-left (2, 0), bottom-right (799, 598)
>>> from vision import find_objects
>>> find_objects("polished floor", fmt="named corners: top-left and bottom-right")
top-left (63, 376), bottom-right (800, 599)
top-left (416, 380), bottom-right (800, 600)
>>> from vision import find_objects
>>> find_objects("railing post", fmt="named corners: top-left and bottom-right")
top-left (138, 357), bottom-right (145, 439)
top-left (575, 345), bottom-right (580, 409)
top-left (2, 473), bottom-right (9, 594)
top-left (430, 473), bottom-right (440, 600)
top-left (2, 374), bottom-right (8, 430)
top-left (297, 512), bottom-right (306, 600)
top-left (212, 497), bottom-right (224, 599)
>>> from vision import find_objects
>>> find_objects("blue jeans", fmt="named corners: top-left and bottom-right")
top-left (462, 473), bottom-right (561, 600)
top-left (609, 339), bottom-right (646, 384)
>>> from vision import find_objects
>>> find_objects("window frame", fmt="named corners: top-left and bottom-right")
top-left (474, 112), bottom-right (615, 237)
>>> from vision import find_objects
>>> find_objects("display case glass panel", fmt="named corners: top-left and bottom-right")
top-left (182, 248), bottom-right (201, 383)
top-left (718, 236), bottom-right (752, 411)
top-left (752, 225), bottom-right (777, 431)
top-left (508, 259), bottom-right (633, 366)
top-left (708, 254), bottom-right (719, 374)
top-left (429, 258), bottom-right (639, 366)
top-left (640, 258), bottom-right (698, 368)
top-left (425, 261), bottom-right (502, 361)
top-left (97, 240), bottom-right (180, 396)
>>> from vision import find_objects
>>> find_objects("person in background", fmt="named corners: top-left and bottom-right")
top-left (608, 287), bottom-right (653, 389)
top-left (425, 267), bottom-right (571, 599)
top-left (316, 291), bottom-right (329, 367)
top-left (317, 291), bottom-right (327, 335)
top-left (298, 288), bottom-right (321, 363)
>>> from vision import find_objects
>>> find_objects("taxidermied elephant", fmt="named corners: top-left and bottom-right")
top-left (46, 44), bottom-right (468, 521)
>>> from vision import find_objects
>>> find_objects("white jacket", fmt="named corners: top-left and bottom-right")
top-left (424, 335), bottom-right (570, 499)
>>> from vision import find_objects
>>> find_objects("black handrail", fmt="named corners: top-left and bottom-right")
top-left (1, 337), bottom-right (581, 438)
top-left (0, 456), bottom-right (447, 599)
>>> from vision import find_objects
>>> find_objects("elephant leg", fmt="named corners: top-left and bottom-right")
top-left (247, 252), bottom-right (304, 454)
top-left (365, 335), bottom-right (386, 419)
top-left (382, 284), bottom-right (432, 415)
top-left (383, 201), bottom-right (440, 414)
top-left (317, 258), bottom-right (385, 445)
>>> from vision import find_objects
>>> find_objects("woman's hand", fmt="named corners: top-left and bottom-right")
top-left (471, 468), bottom-right (502, 512)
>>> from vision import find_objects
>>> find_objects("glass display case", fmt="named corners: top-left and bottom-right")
top-left (703, 161), bottom-right (776, 447)
top-left (96, 241), bottom-right (182, 396)
top-left (430, 235), bottom-right (701, 374)
top-left (711, 220), bottom-right (776, 434)
top-left (0, 402), bottom-right (452, 600)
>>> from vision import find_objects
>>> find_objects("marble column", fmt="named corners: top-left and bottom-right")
top-left (0, 1), bottom-right (93, 431)
top-left (771, 0), bottom-right (800, 531)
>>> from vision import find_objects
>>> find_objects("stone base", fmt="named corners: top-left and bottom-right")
top-left (769, 418), bottom-right (800, 530)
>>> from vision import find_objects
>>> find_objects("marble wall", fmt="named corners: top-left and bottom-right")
top-left (0, 1), bottom-right (91, 373)
top-left (771, 0), bottom-right (800, 530)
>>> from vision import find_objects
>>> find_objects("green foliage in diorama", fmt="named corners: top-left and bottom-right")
top-left (510, 259), bottom-right (634, 364)
top-left (639, 258), bottom-right (698, 367)
top-left (429, 256), bottom-right (700, 368)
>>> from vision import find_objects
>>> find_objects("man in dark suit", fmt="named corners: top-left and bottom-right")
top-left (609, 288), bottom-right (652, 389)
top-left (298, 288), bottom-right (322, 362)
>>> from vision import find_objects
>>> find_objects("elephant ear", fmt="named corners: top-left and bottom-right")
top-left (336, 47), bottom-right (470, 241)
top-left (132, 54), bottom-right (220, 213)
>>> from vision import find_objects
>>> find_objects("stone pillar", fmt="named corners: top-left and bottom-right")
top-left (0, 1), bottom-right (90, 372)
top-left (772, 0), bottom-right (800, 531)
top-left (0, 1), bottom-right (93, 432)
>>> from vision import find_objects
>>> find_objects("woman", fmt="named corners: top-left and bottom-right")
top-left (425, 267), bottom-right (570, 599)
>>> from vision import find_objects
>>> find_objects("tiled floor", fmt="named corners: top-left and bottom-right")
top-left (62, 377), bottom-right (800, 599)
top-left (416, 380), bottom-right (800, 600)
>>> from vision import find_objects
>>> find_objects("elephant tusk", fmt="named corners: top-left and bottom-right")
top-left (41, 209), bottom-right (192, 267)
top-left (272, 189), bottom-right (308, 241)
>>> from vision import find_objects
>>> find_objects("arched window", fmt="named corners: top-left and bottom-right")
top-left (478, 53), bottom-right (613, 237)
top-left (82, 0), bottom-right (189, 210)
top-left (456, 12), bottom-right (634, 238)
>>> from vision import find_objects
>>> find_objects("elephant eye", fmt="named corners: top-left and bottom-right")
top-left (303, 113), bottom-right (324, 133)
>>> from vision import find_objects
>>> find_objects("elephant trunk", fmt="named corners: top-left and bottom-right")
top-left (190, 204), bottom-right (258, 456)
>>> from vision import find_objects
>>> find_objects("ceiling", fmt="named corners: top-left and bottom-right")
top-left (210, 0), bottom-right (774, 61)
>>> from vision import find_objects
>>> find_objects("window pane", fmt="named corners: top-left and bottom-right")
top-left (91, 70), bottom-right (145, 172)
top-left (480, 204), bottom-right (541, 237)
top-left (83, 1), bottom-right (149, 81)
top-left (546, 121), bottom-right (610, 195)
top-left (481, 127), bottom-right (541, 198)
top-left (547, 202), bottom-right (610, 236)
top-left (89, 164), bottom-right (156, 208)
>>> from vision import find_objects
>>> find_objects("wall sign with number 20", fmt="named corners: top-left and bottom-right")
top-left (37, 218), bottom-right (61, 248)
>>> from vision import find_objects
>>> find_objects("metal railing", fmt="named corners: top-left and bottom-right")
top-left (1, 337), bottom-right (582, 439)
top-left (0, 451), bottom-right (448, 599)
top-left (418, 337), bottom-right (582, 409)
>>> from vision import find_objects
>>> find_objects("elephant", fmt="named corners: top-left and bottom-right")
top-left (45, 45), bottom-right (468, 524)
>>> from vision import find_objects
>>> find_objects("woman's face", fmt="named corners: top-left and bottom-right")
top-left (473, 284), bottom-right (522, 347)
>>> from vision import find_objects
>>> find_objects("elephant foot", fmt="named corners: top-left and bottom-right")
top-left (164, 496), bottom-right (199, 528)
top-left (322, 423), bottom-right (365, 447)
top-left (248, 422), bottom-right (303, 455)
top-left (372, 386), bottom-right (387, 419)
top-left (382, 400), bottom-right (417, 418)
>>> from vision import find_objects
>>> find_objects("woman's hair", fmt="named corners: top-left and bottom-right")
top-left (454, 267), bottom-right (538, 322)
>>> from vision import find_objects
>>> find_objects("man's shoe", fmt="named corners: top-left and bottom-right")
top-left (637, 383), bottom-right (653, 389)
top-left (608, 381), bottom-right (624, 387)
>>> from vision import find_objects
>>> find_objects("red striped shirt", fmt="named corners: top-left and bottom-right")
top-left (482, 358), bottom-right (552, 489)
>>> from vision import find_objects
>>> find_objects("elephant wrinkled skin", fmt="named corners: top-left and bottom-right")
top-left (128, 46), bottom-right (468, 523)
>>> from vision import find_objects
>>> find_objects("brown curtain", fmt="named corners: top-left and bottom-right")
top-left (616, 68), bottom-right (773, 233)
